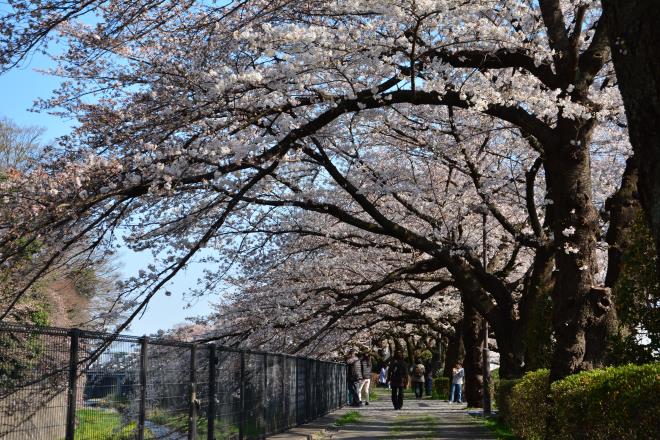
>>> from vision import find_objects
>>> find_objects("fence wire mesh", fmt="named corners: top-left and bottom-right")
top-left (0, 324), bottom-right (347, 440)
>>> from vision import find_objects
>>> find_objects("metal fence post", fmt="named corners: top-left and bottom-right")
top-left (188, 345), bottom-right (198, 440)
top-left (65, 328), bottom-right (80, 440)
top-left (207, 345), bottom-right (217, 440)
top-left (239, 350), bottom-right (245, 440)
top-left (263, 353), bottom-right (268, 434)
top-left (305, 359), bottom-right (311, 422)
top-left (294, 359), bottom-right (299, 424)
top-left (138, 336), bottom-right (148, 440)
top-left (281, 355), bottom-right (286, 429)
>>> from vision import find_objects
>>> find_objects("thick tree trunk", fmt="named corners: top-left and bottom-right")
top-left (602, 0), bottom-right (660, 278)
top-left (432, 337), bottom-right (443, 376)
top-left (462, 300), bottom-right (483, 408)
top-left (545, 125), bottom-right (618, 380)
top-left (605, 157), bottom-right (642, 288)
top-left (405, 336), bottom-right (416, 365)
top-left (520, 246), bottom-right (555, 372)
top-left (392, 338), bottom-right (402, 356)
top-left (495, 327), bottom-right (526, 380)
top-left (443, 320), bottom-right (464, 378)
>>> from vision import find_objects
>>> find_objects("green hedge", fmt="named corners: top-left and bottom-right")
top-left (509, 369), bottom-right (551, 440)
top-left (497, 363), bottom-right (660, 440)
top-left (433, 376), bottom-right (450, 399)
top-left (551, 363), bottom-right (660, 440)
top-left (495, 378), bottom-right (519, 426)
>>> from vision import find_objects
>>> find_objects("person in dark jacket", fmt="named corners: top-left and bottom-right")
top-left (346, 349), bottom-right (363, 406)
top-left (358, 352), bottom-right (373, 405)
top-left (387, 350), bottom-right (409, 410)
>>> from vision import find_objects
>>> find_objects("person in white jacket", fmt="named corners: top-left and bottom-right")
top-left (450, 364), bottom-right (464, 404)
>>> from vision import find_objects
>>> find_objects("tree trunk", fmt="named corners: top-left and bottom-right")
top-left (545, 124), bottom-right (618, 380)
top-left (405, 336), bottom-right (416, 365)
top-left (443, 320), bottom-right (464, 378)
top-left (602, 0), bottom-right (660, 278)
top-left (392, 338), bottom-right (402, 356)
top-left (431, 337), bottom-right (443, 377)
top-left (520, 246), bottom-right (555, 372)
top-left (605, 157), bottom-right (642, 288)
top-left (495, 327), bottom-right (526, 380)
top-left (462, 300), bottom-right (483, 408)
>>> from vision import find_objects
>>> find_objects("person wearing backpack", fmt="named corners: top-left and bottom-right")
top-left (411, 358), bottom-right (426, 400)
top-left (387, 350), bottom-right (409, 410)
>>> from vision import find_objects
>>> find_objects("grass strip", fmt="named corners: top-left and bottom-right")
top-left (334, 410), bottom-right (362, 426)
top-left (73, 408), bottom-right (154, 440)
top-left (469, 414), bottom-right (519, 440)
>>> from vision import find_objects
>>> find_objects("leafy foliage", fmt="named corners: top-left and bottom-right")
top-left (497, 364), bottom-right (660, 440)
top-left (550, 363), bottom-right (660, 440)
top-left (611, 214), bottom-right (660, 364)
top-left (507, 370), bottom-right (550, 440)
top-left (432, 376), bottom-right (450, 400)
top-left (494, 378), bottom-right (519, 428)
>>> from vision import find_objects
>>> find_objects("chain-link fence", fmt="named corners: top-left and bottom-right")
top-left (0, 323), bottom-right (347, 439)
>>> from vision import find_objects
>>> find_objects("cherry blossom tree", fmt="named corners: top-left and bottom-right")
top-left (0, 0), bottom-right (640, 380)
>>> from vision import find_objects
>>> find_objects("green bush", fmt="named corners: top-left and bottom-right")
top-left (495, 378), bottom-right (519, 426)
top-left (433, 376), bottom-right (450, 399)
top-left (550, 363), bottom-right (660, 440)
top-left (508, 369), bottom-right (550, 440)
top-left (501, 363), bottom-right (660, 440)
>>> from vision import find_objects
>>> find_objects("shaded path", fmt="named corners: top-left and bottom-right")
top-left (268, 389), bottom-right (495, 439)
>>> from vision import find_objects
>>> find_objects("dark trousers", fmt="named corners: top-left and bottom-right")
top-left (391, 386), bottom-right (405, 409)
top-left (349, 380), bottom-right (361, 406)
top-left (413, 381), bottom-right (424, 399)
top-left (425, 377), bottom-right (433, 396)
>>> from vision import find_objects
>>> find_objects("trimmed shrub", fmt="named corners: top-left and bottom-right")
top-left (433, 376), bottom-right (450, 399)
top-left (508, 369), bottom-right (551, 440)
top-left (501, 363), bottom-right (660, 440)
top-left (495, 378), bottom-right (519, 426)
top-left (550, 363), bottom-right (660, 440)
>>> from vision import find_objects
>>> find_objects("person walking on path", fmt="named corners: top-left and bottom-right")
top-left (387, 350), bottom-right (409, 410)
top-left (450, 363), bottom-right (464, 404)
top-left (411, 358), bottom-right (426, 400)
top-left (357, 352), bottom-right (372, 405)
top-left (347, 349), bottom-right (363, 407)
top-left (378, 365), bottom-right (389, 389)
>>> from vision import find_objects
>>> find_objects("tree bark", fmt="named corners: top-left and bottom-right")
top-left (435, 336), bottom-right (448, 376)
top-left (443, 319), bottom-right (464, 378)
top-left (462, 299), bottom-right (483, 408)
top-left (432, 336), bottom-right (443, 377)
top-left (545, 123), bottom-right (618, 380)
top-left (520, 246), bottom-right (555, 373)
top-left (602, 0), bottom-right (660, 278)
top-left (405, 336), bottom-right (416, 365)
top-left (605, 157), bottom-right (642, 288)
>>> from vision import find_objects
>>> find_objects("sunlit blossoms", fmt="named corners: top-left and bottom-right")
top-left (0, 0), bottom-right (641, 380)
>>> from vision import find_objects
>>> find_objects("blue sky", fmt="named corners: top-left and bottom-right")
top-left (0, 52), bottom-right (218, 336)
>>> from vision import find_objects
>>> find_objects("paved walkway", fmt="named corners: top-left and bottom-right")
top-left (268, 390), bottom-right (495, 440)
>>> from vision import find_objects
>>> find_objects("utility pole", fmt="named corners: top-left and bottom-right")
top-left (482, 211), bottom-right (492, 415)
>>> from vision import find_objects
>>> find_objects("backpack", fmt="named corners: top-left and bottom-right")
top-left (413, 364), bottom-right (424, 375)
